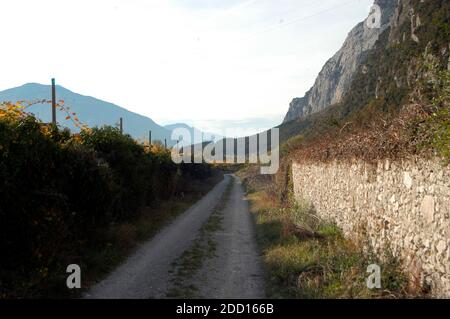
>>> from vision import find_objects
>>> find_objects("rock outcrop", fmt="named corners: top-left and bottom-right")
top-left (283, 0), bottom-right (398, 123)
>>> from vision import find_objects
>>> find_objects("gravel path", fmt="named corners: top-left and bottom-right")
top-left (85, 174), bottom-right (265, 299)
top-left (193, 175), bottom-right (266, 298)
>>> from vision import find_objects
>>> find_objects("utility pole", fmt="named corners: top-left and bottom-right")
top-left (164, 139), bottom-right (167, 149)
top-left (51, 78), bottom-right (56, 125)
top-left (119, 117), bottom-right (123, 134)
top-left (149, 130), bottom-right (152, 146)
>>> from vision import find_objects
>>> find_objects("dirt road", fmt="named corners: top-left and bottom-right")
top-left (85, 174), bottom-right (265, 299)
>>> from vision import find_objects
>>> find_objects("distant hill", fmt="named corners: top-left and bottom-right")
top-left (0, 83), bottom-right (172, 143)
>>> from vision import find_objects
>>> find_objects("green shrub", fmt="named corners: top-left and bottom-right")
top-left (80, 127), bottom-right (152, 220)
top-left (0, 110), bottom-right (213, 297)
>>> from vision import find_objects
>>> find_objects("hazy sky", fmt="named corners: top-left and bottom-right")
top-left (0, 0), bottom-right (373, 136)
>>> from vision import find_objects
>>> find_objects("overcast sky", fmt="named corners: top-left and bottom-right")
top-left (0, 0), bottom-right (373, 136)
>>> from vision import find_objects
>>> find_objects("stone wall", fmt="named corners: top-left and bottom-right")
top-left (292, 158), bottom-right (449, 297)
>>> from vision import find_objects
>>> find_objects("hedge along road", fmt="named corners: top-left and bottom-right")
top-left (85, 174), bottom-right (265, 299)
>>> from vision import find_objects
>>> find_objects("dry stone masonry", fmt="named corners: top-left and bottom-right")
top-left (292, 158), bottom-right (449, 297)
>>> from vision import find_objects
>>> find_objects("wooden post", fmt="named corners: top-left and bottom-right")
top-left (164, 139), bottom-right (167, 149)
top-left (51, 78), bottom-right (56, 125)
top-left (149, 130), bottom-right (152, 146)
top-left (119, 117), bottom-right (123, 134)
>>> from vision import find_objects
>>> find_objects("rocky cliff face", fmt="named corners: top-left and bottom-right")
top-left (283, 0), bottom-right (398, 123)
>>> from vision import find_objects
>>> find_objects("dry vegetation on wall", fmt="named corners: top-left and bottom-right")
top-left (287, 54), bottom-right (450, 165)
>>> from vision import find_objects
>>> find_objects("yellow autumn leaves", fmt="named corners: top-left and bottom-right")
top-left (0, 99), bottom-right (89, 131)
top-left (0, 101), bottom-right (25, 119)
